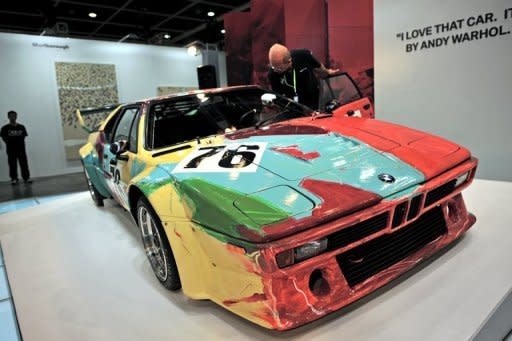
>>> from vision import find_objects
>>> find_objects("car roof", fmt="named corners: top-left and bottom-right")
top-left (129, 85), bottom-right (264, 106)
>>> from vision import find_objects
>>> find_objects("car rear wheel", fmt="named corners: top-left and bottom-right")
top-left (137, 197), bottom-right (181, 291)
top-left (83, 166), bottom-right (104, 207)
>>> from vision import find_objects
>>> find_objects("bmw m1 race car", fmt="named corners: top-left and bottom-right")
top-left (78, 73), bottom-right (477, 330)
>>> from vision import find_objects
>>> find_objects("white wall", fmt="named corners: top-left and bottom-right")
top-left (218, 51), bottom-right (228, 87)
top-left (375, 0), bottom-right (512, 181)
top-left (0, 33), bottom-right (202, 180)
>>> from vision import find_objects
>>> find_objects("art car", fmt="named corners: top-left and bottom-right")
top-left (77, 73), bottom-right (477, 330)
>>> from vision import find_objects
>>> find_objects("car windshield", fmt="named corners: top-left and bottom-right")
top-left (148, 87), bottom-right (314, 149)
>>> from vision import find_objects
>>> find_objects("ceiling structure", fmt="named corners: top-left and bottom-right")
top-left (0, 0), bottom-right (250, 47)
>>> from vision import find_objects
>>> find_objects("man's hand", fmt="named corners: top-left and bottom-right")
top-left (314, 65), bottom-right (340, 79)
top-left (326, 67), bottom-right (340, 76)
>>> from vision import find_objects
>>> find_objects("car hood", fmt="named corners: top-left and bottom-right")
top-left (155, 117), bottom-right (470, 243)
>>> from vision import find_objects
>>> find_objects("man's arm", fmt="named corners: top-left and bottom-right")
top-left (302, 49), bottom-right (339, 79)
top-left (0, 126), bottom-right (7, 143)
top-left (313, 64), bottom-right (340, 79)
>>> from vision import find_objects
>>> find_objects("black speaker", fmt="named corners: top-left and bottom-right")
top-left (197, 64), bottom-right (218, 89)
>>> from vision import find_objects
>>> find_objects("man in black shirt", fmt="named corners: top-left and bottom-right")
top-left (1, 111), bottom-right (32, 184)
top-left (268, 43), bottom-right (338, 109)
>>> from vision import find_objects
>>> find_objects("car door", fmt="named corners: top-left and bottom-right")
top-left (318, 72), bottom-right (374, 118)
top-left (101, 106), bottom-right (141, 209)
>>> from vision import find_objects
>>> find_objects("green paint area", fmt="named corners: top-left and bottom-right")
top-left (176, 178), bottom-right (290, 240)
top-left (136, 167), bottom-right (174, 197)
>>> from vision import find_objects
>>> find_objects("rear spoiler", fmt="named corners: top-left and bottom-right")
top-left (75, 104), bottom-right (120, 133)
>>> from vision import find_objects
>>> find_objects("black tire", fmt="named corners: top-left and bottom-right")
top-left (136, 197), bottom-right (181, 291)
top-left (83, 166), bottom-right (104, 207)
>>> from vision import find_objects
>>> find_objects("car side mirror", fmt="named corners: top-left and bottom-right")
top-left (261, 93), bottom-right (277, 106)
top-left (110, 140), bottom-right (129, 161)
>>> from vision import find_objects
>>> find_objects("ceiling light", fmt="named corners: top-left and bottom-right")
top-left (221, 29), bottom-right (226, 34)
top-left (207, 11), bottom-right (215, 17)
top-left (185, 40), bottom-right (206, 57)
top-left (164, 34), bottom-right (171, 39)
top-left (88, 12), bottom-right (97, 18)
top-left (187, 45), bottom-right (199, 56)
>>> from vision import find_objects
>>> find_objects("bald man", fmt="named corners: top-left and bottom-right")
top-left (268, 43), bottom-right (338, 109)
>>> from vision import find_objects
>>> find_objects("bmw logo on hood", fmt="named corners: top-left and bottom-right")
top-left (378, 173), bottom-right (396, 183)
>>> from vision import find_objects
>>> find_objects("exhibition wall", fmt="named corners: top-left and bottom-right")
top-left (375, 0), bottom-right (512, 181)
top-left (224, 0), bottom-right (374, 101)
top-left (0, 33), bottom-right (203, 180)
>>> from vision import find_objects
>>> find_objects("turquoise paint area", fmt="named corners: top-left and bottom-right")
top-left (83, 153), bottom-right (111, 198)
top-left (153, 132), bottom-right (425, 229)
top-left (130, 158), bottom-right (146, 178)
top-left (386, 183), bottom-right (422, 200)
top-left (236, 133), bottom-right (425, 198)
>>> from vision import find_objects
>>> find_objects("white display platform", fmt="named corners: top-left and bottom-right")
top-left (0, 179), bottom-right (511, 340)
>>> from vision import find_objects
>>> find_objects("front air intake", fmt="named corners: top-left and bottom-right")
top-left (337, 206), bottom-right (447, 287)
top-left (327, 212), bottom-right (389, 251)
top-left (424, 180), bottom-right (456, 207)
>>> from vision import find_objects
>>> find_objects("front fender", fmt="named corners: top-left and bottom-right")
top-left (130, 165), bottom-right (186, 220)
top-left (80, 143), bottom-right (111, 198)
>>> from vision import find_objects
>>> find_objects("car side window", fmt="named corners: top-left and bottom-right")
top-left (150, 97), bottom-right (219, 149)
top-left (129, 113), bottom-right (140, 153)
top-left (103, 110), bottom-right (122, 142)
top-left (113, 107), bottom-right (139, 147)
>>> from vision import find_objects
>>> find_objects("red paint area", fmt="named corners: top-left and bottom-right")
top-left (94, 132), bottom-right (106, 164)
top-left (283, 117), bottom-right (471, 180)
top-left (237, 224), bottom-right (266, 244)
top-left (302, 179), bottom-right (382, 218)
top-left (174, 229), bottom-right (182, 239)
top-left (223, 293), bottom-right (267, 306)
top-left (271, 145), bottom-right (320, 161)
top-left (244, 160), bottom-right (477, 330)
top-left (255, 179), bottom-right (381, 242)
top-left (226, 124), bottom-right (328, 140)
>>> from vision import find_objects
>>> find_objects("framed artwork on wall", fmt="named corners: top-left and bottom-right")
top-left (157, 86), bottom-right (196, 97)
top-left (55, 62), bottom-right (119, 160)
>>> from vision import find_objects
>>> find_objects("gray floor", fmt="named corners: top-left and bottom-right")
top-left (0, 172), bottom-right (87, 203)
top-left (0, 179), bottom-right (511, 340)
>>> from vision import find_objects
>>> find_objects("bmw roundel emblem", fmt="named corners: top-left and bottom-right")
top-left (378, 173), bottom-right (396, 183)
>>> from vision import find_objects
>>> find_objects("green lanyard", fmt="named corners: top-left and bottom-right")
top-left (281, 69), bottom-right (297, 94)
top-left (281, 69), bottom-right (297, 99)
top-left (292, 69), bottom-right (297, 95)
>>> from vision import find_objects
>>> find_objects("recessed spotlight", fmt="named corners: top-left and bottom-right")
top-left (88, 12), bottom-right (97, 18)
top-left (207, 11), bottom-right (215, 17)
top-left (221, 29), bottom-right (226, 34)
top-left (164, 34), bottom-right (171, 39)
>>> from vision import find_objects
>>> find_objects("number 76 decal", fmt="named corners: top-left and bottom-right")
top-left (172, 142), bottom-right (267, 173)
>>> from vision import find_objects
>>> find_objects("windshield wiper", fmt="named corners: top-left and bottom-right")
top-left (311, 111), bottom-right (333, 120)
top-left (254, 110), bottom-right (290, 129)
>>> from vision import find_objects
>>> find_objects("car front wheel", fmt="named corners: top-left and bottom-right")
top-left (137, 197), bottom-right (181, 291)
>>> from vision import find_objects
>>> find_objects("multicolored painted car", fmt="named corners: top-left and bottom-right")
top-left (78, 74), bottom-right (477, 330)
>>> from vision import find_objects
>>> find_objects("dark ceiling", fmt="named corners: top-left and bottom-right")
top-left (0, 0), bottom-right (250, 47)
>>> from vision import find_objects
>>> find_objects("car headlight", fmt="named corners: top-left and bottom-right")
top-left (455, 171), bottom-right (470, 187)
top-left (276, 238), bottom-right (328, 268)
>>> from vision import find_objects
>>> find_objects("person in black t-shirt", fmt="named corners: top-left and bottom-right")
top-left (1, 111), bottom-right (32, 185)
top-left (268, 43), bottom-right (339, 109)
